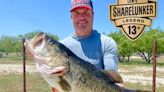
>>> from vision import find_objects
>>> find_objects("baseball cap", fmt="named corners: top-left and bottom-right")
top-left (70, 0), bottom-right (93, 12)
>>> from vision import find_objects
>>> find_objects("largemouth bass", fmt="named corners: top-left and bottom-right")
top-left (25, 32), bottom-right (150, 92)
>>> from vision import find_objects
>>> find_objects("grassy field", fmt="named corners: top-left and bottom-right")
top-left (0, 53), bottom-right (164, 92)
top-left (1, 53), bottom-right (164, 65)
top-left (0, 53), bottom-right (35, 64)
top-left (0, 73), bottom-right (51, 92)
top-left (0, 69), bottom-right (164, 92)
top-left (125, 82), bottom-right (164, 92)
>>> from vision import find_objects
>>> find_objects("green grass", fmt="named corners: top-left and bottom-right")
top-left (125, 82), bottom-right (164, 92)
top-left (0, 53), bottom-right (35, 64)
top-left (1, 53), bottom-right (164, 66)
top-left (0, 73), bottom-right (51, 92)
top-left (0, 53), bottom-right (164, 91)
top-left (1, 57), bottom-right (164, 67)
top-left (119, 59), bottom-right (164, 67)
top-left (0, 73), bottom-right (163, 92)
top-left (0, 57), bottom-right (34, 64)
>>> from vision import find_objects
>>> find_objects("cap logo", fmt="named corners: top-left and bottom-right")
top-left (73, 0), bottom-right (88, 5)
top-left (74, 0), bottom-right (81, 3)
top-left (71, 0), bottom-right (93, 11)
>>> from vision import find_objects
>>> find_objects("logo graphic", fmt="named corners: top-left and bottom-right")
top-left (110, 0), bottom-right (157, 41)
top-left (74, 0), bottom-right (81, 3)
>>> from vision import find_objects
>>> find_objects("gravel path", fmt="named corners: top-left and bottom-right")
top-left (0, 64), bottom-right (37, 74)
top-left (0, 64), bottom-right (164, 86)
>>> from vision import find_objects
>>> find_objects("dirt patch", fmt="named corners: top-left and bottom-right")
top-left (0, 64), bottom-right (37, 74)
top-left (119, 66), bottom-right (164, 87)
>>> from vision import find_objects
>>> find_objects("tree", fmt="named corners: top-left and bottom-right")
top-left (109, 31), bottom-right (134, 62)
top-left (0, 31), bottom-right (59, 58)
top-left (108, 28), bottom-right (164, 63)
top-left (24, 31), bottom-right (59, 40)
top-left (137, 29), bottom-right (159, 63)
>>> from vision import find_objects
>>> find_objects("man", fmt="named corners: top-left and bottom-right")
top-left (52, 0), bottom-right (124, 92)
top-left (23, 0), bottom-right (123, 91)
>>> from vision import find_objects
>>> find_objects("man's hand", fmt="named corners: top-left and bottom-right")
top-left (36, 63), bottom-right (68, 77)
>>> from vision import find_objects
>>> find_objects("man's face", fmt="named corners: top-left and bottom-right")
top-left (71, 8), bottom-right (93, 36)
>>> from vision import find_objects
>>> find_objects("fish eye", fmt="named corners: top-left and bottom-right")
top-left (48, 37), bottom-right (55, 45)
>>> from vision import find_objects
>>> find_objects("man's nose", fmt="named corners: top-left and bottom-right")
top-left (78, 13), bottom-right (86, 19)
top-left (79, 13), bottom-right (86, 17)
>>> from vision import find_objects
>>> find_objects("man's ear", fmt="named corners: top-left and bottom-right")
top-left (70, 13), bottom-right (73, 22)
top-left (92, 11), bottom-right (94, 20)
top-left (70, 13), bottom-right (73, 19)
top-left (92, 11), bottom-right (94, 15)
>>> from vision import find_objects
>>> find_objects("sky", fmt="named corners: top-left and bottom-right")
top-left (0, 0), bottom-right (163, 40)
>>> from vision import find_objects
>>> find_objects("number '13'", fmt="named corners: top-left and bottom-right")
top-left (128, 26), bottom-right (136, 34)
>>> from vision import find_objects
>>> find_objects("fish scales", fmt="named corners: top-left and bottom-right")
top-left (63, 52), bottom-right (121, 92)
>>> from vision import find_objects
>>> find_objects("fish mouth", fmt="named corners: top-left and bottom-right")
top-left (25, 32), bottom-right (69, 76)
top-left (24, 32), bottom-right (46, 55)
top-left (24, 39), bottom-right (37, 55)
top-left (24, 32), bottom-right (48, 65)
top-left (30, 32), bottom-right (45, 49)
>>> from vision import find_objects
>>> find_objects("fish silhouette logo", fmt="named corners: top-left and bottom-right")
top-left (110, 0), bottom-right (157, 41)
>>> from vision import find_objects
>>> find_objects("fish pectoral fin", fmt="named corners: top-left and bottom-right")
top-left (59, 77), bottom-right (71, 92)
top-left (103, 70), bottom-right (124, 83)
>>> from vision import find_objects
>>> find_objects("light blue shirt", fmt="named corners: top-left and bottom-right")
top-left (59, 30), bottom-right (118, 71)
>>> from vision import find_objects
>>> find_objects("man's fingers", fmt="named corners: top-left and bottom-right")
top-left (115, 83), bottom-right (125, 88)
top-left (37, 64), bottom-right (68, 76)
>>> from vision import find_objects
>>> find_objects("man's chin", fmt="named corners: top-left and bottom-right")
top-left (78, 26), bottom-right (88, 30)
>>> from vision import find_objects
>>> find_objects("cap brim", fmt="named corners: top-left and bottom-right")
top-left (70, 5), bottom-right (92, 12)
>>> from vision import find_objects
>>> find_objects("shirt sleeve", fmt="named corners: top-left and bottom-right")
top-left (101, 35), bottom-right (119, 71)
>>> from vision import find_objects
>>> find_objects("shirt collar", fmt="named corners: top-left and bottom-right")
top-left (71, 30), bottom-right (97, 40)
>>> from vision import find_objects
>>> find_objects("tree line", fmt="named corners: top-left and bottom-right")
top-left (0, 31), bottom-right (59, 58)
top-left (109, 28), bottom-right (164, 63)
top-left (0, 29), bottom-right (164, 63)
